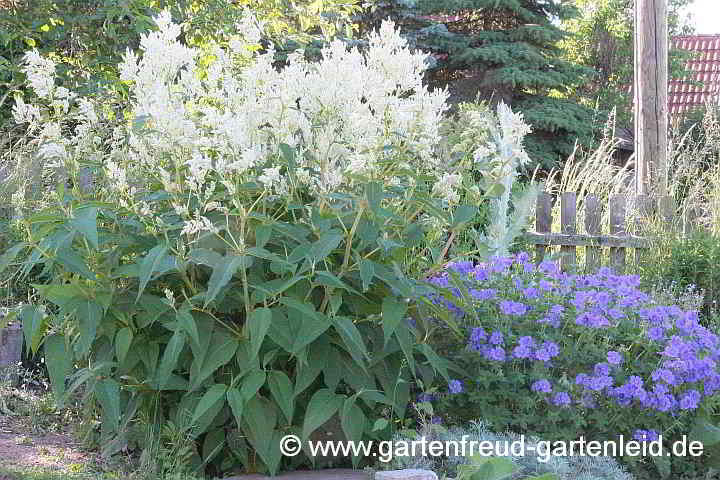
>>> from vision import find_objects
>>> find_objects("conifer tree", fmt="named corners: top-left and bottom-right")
top-left (362, 0), bottom-right (597, 170)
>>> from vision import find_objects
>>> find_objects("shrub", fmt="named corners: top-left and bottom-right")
top-left (2, 11), bottom-right (539, 476)
top-left (420, 254), bottom-right (720, 479)
top-left (637, 229), bottom-right (720, 319)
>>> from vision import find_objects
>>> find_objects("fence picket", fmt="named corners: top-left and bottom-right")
top-left (584, 194), bottom-right (601, 272)
top-left (609, 195), bottom-right (626, 272)
top-left (560, 192), bottom-right (577, 271)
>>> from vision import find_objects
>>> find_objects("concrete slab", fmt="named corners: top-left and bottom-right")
top-left (224, 469), bottom-right (371, 480)
top-left (375, 470), bottom-right (438, 480)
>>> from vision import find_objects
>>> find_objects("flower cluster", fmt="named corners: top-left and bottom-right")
top-left (425, 253), bottom-right (720, 438)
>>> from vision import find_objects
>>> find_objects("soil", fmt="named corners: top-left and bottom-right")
top-left (0, 412), bottom-right (90, 473)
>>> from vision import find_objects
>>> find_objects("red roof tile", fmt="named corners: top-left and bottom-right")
top-left (669, 34), bottom-right (720, 115)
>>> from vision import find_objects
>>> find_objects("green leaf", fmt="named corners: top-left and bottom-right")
top-left (365, 181), bottom-right (383, 215)
top-left (268, 371), bottom-right (294, 424)
top-left (315, 271), bottom-right (360, 295)
top-left (202, 428), bottom-right (225, 464)
top-left (254, 225), bottom-right (272, 249)
top-left (358, 259), bottom-right (374, 292)
top-left (70, 206), bottom-right (99, 248)
top-left (115, 327), bottom-right (133, 364)
top-left (44, 334), bottom-right (72, 406)
top-left (155, 330), bottom-right (186, 390)
top-left (177, 308), bottom-right (199, 348)
top-left (67, 297), bottom-right (103, 356)
top-left (188, 248), bottom-right (222, 267)
top-left (418, 343), bottom-right (450, 382)
top-left (21, 305), bottom-right (46, 355)
top-left (249, 307), bottom-right (272, 360)
top-left (341, 397), bottom-right (366, 443)
top-left (0, 243), bottom-right (26, 275)
top-left (452, 204), bottom-right (478, 228)
top-left (307, 231), bottom-right (343, 264)
top-left (332, 316), bottom-right (369, 364)
top-left (190, 331), bottom-right (239, 391)
top-left (302, 389), bottom-right (343, 440)
top-left (227, 387), bottom-right (244, 427)
top-left (241, 370), bottom-right (267, 400)
top-left (95, 379), bottom-right (121, 435)
top-left (394, 323), bottom-right (416, 376)
top-left (382, 297), bottom-right (408, 346)
top-left (243, 396), bottom-right (278, 469)
top-left (192, 384), bottom-right (228, 428)
top-left (460, 455), bottom-right (517, 480)
top-left (55, 248), bottom-right (96, 280)
top-left (372, 418), bottom-right (388, 432)
top-left (204, 254), bottom-right (248, 307)
top-left (136, 244), bottom-right (168, 302)
top-left (689, 418), bottom-right (720, 447)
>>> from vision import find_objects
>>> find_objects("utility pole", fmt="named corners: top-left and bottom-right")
top-left (634, 0), bottom-right (668, 196)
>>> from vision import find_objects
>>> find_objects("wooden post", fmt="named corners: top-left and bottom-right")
top-left (634, 194), bottom-right (652, 266)
top-left (535, 192), bottom-right (552, 263)
top-left (585, 194), bottom-right (601, 272)
top-left (560, 192), bottom-right (576, 271)
top-left (634, 0), bottom-right (668, 196)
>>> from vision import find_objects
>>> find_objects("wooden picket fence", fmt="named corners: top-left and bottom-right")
top-left (524, 192), bottom-right (701, 272)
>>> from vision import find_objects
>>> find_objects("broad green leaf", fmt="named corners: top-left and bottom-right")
top-left (382, 297), bottom-right (408, 346)
top-left (55, 248), bottom-right (96, 280)
top-left (192, 384), bottom-right (228, 427)
top-left (177, 308), bottom-right (199, 348)
top-left (70, 206), bottom-right (99, 248)
top-left (249, 307), bottom-right (272, 360)
top-left (243, 396), bottom-right (278, 472)
top-left (281, 299), bottom-right (330, 354)
top-left (33, 284), bottom-right (84, 309)
top-left (395, 324), bottom-right (416, 376)
top-left (115, 327), bottom-right (133, 364)
top-left (418, 343), bottom-right (450, 382)
top-left (0, 243), bottom-right (26, 275)
top-left (241, 370), bottom-right (266, 400)
top-left (189, 330), bottom-right (238, 391)
top-left (202, 428), bottom-right (225, 464)
top-left (307, 231), bottom-right (343, 264)
top-left (302, 389), bottom-right (343, 440)
top-left (294, 343), bottom-right (326, 396)
top-left (461, 455), bottom-right (516, 480)
top-left (136, 244), bottom-right (168, 302)
top-left (67, 297), bottom-right (103, 356)
top-left (332, 316), bottom-right (369, 364)
top-left (205, 254), bottom-right (248, 307)
top-left (358, 259), bottom-right (374, 292)
top-left (365, 181), bottom-right (382, 215)
top-left (227, 387), bottom-right (244, 427)
top-left (188, 248), bottom-right (222, 267)
top-left (95, 379), bottom-right (121, 435)
top-left (21, 305), bottom-right (46, 355)
top-left (44, 334), bottom-right (72, 406)
top-left (268, 371), bottom-right (294, 424)
top-left (341, 398), bottom-right (366, 443)
top-left (254, 224), bottom-right (272, 249)
top-left (155, 330), bottom-right (186, 390)
top-left (252, 275), bottom-right (307, 302)
top-left (315, 271), bottom-right (360, 295)
top-left (372, 418), bottom-right (388, 432)
top-left (451, 204), bottom-right (478, 228)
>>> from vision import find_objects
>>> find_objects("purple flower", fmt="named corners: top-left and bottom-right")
top-left (633, 429), bottom-right (659, 442)
top-left (416, 393), bottom-right (436, 403)
top-left (647, 326), bottom-right (666, 341)
top-left (551, 392), bottom-right (571, 407)
top-left (499, 300), bottom-right (528, 316)
top-left (430, 416), bottom-right (443, 424)
top-left (448, 379), bottom-right (464, 394)
top-left (512, 345), bottom-right (532, 359)
top-left (470, 288), bottom-right (497, 301)
top-left (448, 261), bottom-right (474, 275)
top-left (607, 351), bottom-right (623, 365)
top-left (489, 331), bottom-right (504, 345)
top-left (531, 379), bottom-right (552, 393)
top-left (679, 390), bottom-right (701, 410)
top-left (594, 363), bottom-right (611, 376)
top-left (651, 368), bottom-right (677, 385)
top-left (483, 346), bottom-right (506, 362)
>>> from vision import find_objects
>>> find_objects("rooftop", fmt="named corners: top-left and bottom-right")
top-left (669, 34), bottom-right (720, 115)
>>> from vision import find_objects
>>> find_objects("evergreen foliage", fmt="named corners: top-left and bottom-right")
top-left (362, 0), bottom-right (599, 171)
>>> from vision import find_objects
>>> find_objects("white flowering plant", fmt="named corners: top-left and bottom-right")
top-left (2, 11), bottom-right (537, 475)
